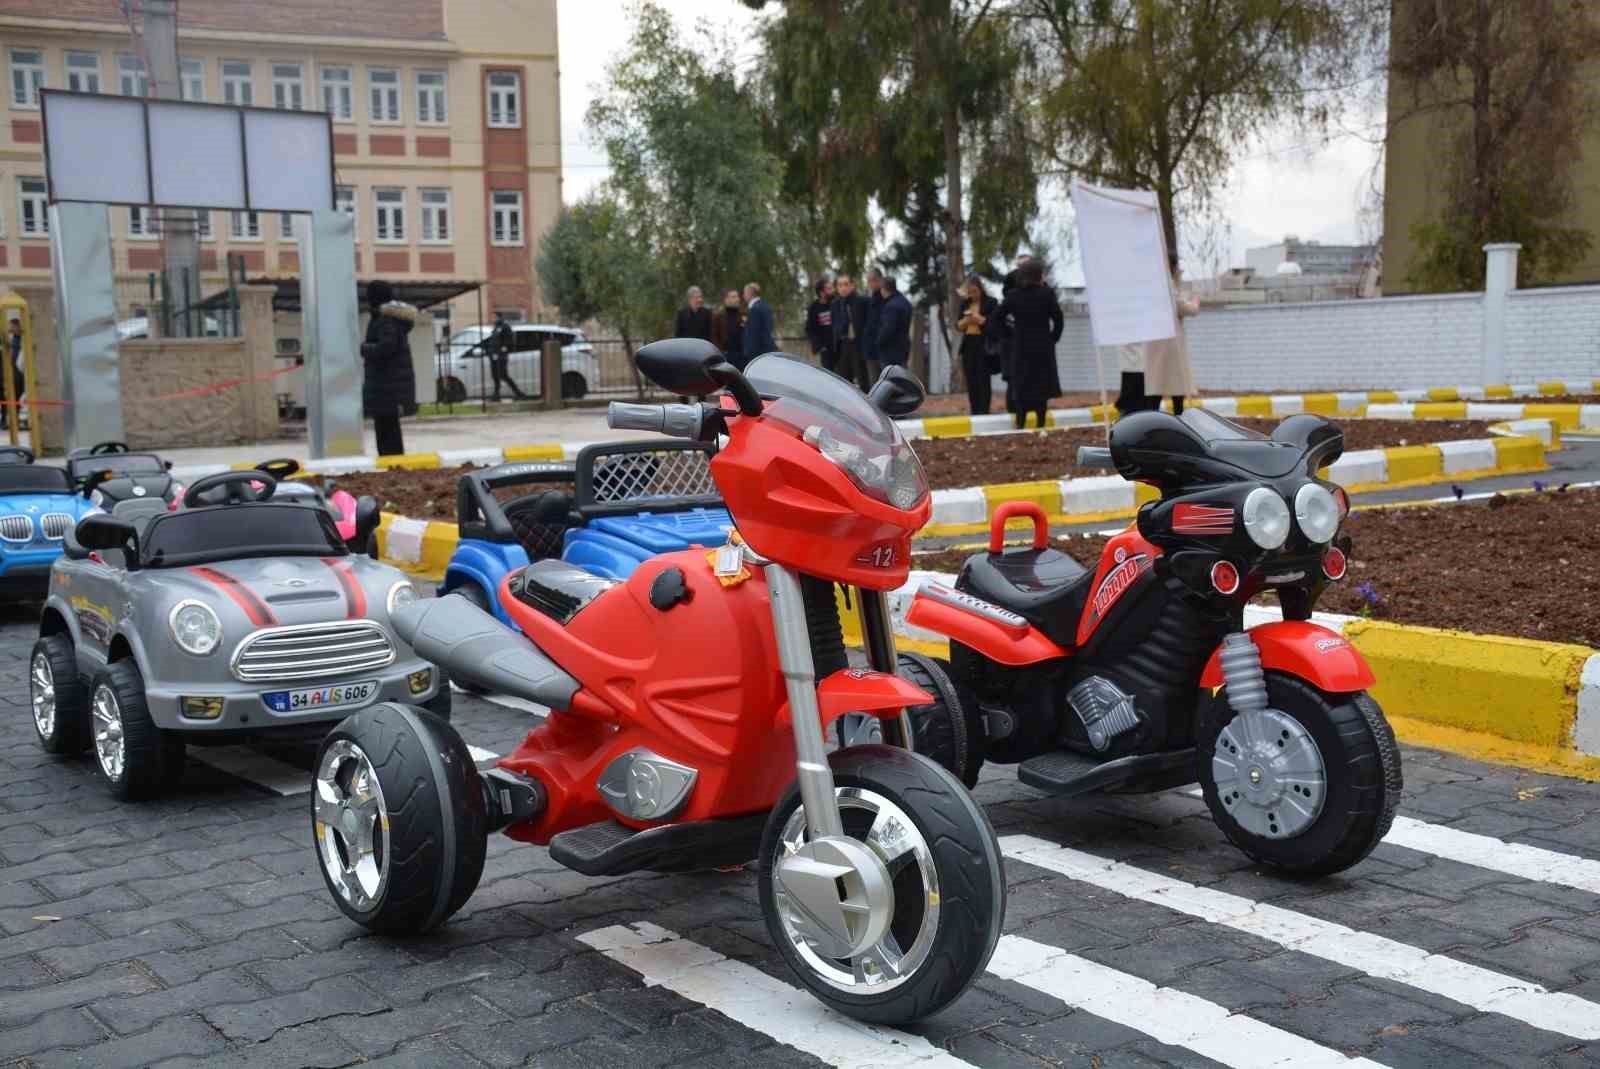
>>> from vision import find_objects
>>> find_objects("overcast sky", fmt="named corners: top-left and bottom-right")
top-left (555, 0), bottom-right (1385, 283)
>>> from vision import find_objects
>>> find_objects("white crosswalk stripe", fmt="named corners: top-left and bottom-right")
top-left (1001, 834), bottom-right (1600, 1040)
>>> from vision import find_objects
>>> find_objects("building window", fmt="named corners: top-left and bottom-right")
top-left (374, 188), bottom-right (405, 243)
top-left (486, 72), bottom-right (520, 128)
top-left (129, 205), bottom-right (160, 239)
top-left (66, 51), bottom-right (100, 94)
top-left (230, 210), bottom-right (261, 240)
top-left (279, 212), bottom-right (296, 239)
top-left (195, 210), bottom-right (212, 241)
top-left (494, 308), bottom-right (525, 324)
top-left (222, 61), bottom-right (252, 106)
top-left (368, 68), bottom-right (400, 124)
top-left (419, 188), bottom-right (450, 243)
top-left (10, 49), bottom-right (44, 108)
top-left (180, 58), bottom-right (204, 101)
top-left (18, 178), bottom-right (48, 236)
top-left (335, 185), bottom-right (356, 239)
top-left (271, 63), bottom-right (303, 111)
top-left (118, 53), bottom-right (148, 97)
top-left (416, 70), bottom-right (447, 124)
top-left (320, 66), bottom-right (352, 121)
top-left (491, 190), bottom-right (523, 246)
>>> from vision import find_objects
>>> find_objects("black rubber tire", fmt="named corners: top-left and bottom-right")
top-left (758, 744), bottom-right (1005, 1025)
top-left (420, 669), bottom-right (453, 720)
top-left (313, 703), bottom-right (488, 934)
top-left (90, 660), bottom-right (184, 801)
top-left (1198, 673), bottom-right (1401, 877)
top-left (896, 652), bottom-right (985, 788)
top-left (561, 371), bottom-right (587, 400)
top-left (30, 634), bottom-right (90, 755)
top-left (444, 588), bottom-right (491, 694)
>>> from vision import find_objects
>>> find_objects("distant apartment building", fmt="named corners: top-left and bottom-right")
top-left (0, 0), bottom-right (561, 333)
top-left (1244, 238), bottom-right (1377, 279)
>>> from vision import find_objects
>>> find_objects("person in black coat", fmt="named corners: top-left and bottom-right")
top-left (673, 286), bottom-right (713, 341)
top-left (805, 277), bottom-right (836, 371)
top-left (875, 276), bottom-right (913, 367)
top-left (741, 283), bottom-right (775, 369)
top-left (955, 275), bottom-right (999, 415)
top-left (830, 274), bottom-right (869, 390)
top-left (990, 259), bottom-right (1062, 429)
top-left (487, 314), bottom-right (526, 402)
top-left (861, 268), bottom-right (886, 384)
top-left (711, 289), bottom-right (744, 366)
top-left (361, 280), bottom-right (419, 457)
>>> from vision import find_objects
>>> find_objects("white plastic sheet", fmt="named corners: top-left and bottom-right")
top-left (1071, 181), bottom-right (1177, 347)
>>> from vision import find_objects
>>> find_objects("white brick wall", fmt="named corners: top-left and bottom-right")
top-left (1504, 285), bottom-right (1600, 384)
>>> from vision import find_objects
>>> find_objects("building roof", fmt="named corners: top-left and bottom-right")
top-left (199, 277), bottom-right (482, 314)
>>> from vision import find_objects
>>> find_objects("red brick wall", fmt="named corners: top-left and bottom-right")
top-left (374, 250), bottom-right (410, 273)
top-left (0, 0), bottom-right (445, 40)
top-left (418, 252), bottom-right (454, 274)
top-left (128, 247), bottom-right (162, 271)
top-left (279, 251), bottom-right (300, 272)
top-left (236, 249), bottom-right (265, 272)
top-left (0, 247), bottom-right (8, 268)
top-left (10, 120), bottom-right (39, 143)
top-left (416, 136), bottom-right (451, 158)
top-left (482, 65), bottom-right (532, 315)
top-left (369, 135), bottom-right (406, 157)
top-left (20, 246), bottom-right (49, 269)
top-left (333, 133), bottom-right (358, 157)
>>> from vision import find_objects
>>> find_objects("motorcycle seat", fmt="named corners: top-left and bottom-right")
top-left (958, 546), bottom-right (1091, 649)
top-left (512, 558), bottom-right (618, 626)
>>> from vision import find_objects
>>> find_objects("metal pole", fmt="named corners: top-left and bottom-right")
top-left (476, 284), bottom-right (486, 414)
top-left (142, 0), bottom-right (200, 338)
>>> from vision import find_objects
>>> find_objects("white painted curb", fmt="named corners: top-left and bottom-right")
top-left (929, 486), bottom-right (987, 527)
top-left (1577, 654), bottom-right (1600, 758)
top-left (1060, 474), bottom-right (1135, 515)
top-left (1467, 402), bottom-right (1525, 421)
top-left (437, 447), bottom-right (505, 468)
top-left (560, 439), bottom-right (597, 460)
top-left (1327, 448), bottom-right (1387, 485)
top-left (1436, 438), bottom-right (1498, 474)
top-left (304, 455), bottom-right (378, 475)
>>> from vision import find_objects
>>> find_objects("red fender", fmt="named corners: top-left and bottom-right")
top-left (905, 583), bottom-right (1068, 667)
top-left (1199, 621), bottom-right (1375, 693)
top-left (776, 668), bottom-right (933, 730)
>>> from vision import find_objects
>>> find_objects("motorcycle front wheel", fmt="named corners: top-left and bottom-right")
top-left (758, 744), bottom-right (1005, 1025)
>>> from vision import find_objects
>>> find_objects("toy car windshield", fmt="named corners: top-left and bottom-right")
top-left (1, 466), bottom-right (73, 495)
top-left (68, 453), bottom-right (165, 482)
top-left (140, 504), bottom-right (345, 568)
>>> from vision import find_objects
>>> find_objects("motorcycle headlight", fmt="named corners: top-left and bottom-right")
top-left (1242, 487), bottom-right (1291, 550)
top-left (169, 600), bottom-right (222, 655)
top-left (1294, 483), bottom-right (1341, 544)
top-left (386, 581), bottom-right (417, 615)
top-left (802, 425), bottom-right (929, 512)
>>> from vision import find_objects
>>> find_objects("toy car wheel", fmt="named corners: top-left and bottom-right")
top-left (312, 703), bottom-right (487, 934)
top-left (444, 588), bottom-right (491, 694)
top-left (89, 660), bottom-right (185, 801)
top-left (30, 635), bottom-right (90, 755)
top-left (560, 371), bottom-right (588, 400)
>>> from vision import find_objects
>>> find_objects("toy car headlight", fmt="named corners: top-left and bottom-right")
top-left (1294, 483), bottom-right (1341, 544)
top-left (170, 600), bottom-right (222, 655)
top-left (1242, 487), bottom-right (1291, 550)
top-left (387, 581), bottom-right (417, 615)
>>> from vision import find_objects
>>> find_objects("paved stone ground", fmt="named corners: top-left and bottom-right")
top-left (2, 599), bottom-right (1599, 1068)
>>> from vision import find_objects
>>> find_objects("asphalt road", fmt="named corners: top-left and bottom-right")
top-left (3, 600), bottom-right (1600, 1068)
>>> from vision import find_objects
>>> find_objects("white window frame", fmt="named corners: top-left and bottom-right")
top-left (66, 51), bottom-right (101, 95)
top-left (335, 186), bottom-right (357, 240)
top-left (128, 205), bottom-right (160, 240)
top-left (374, 188), bottom-right (406, 244)
top-left (18, 178), bottom-right (49, 237)
top-left (490, 190), bottom-right (524, 247)
top-left (221, 60), bottom-right (253, 106)
top-left (179, 58), bottom-right (204, 101)
top-left (486, 71), bottom-right (520, 129)
top-left (415, 69), bottom-right (447, 125)
top-left (320, 66), bottom-right (353, 122)
top-left (117, 53), bottom-right (148, 97)
top-left (230, 210), bottom-right (261, 241)
top-left (10, 49), bottom-right (44, 109)
top-left (419, 187), bottom-right (451, 244)
top-left (279, 212), bottom-right (296, 239)
top-left (368, 68), bottom-right (401, 124)
top-left (271, 62), bottom-right (304, 111)
top-left (195, 210), bottom-right (213, 241)
top-left (494, 308), bottom-right (525, 324)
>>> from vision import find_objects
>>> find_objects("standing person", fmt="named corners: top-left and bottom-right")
top-left (861, 268), bottom-right (887, 386)
top-left (1145, 253), bottom-right (1200, 415)
top-left (1, 319), bottom-right (21, 431)
top-left (990, 260), bottom-right (1063, 430)
top-left (487, 314), bottom-right (526, 402)
top-left (360, 280), bottom-right (419, 457)
top-left (711, 289), bottom-right (745, 366)
top-left (1115, 343), bottom-right (1152, 414)
top-left (830, 274), bottom-right (869, 390)
top-left (876, 276), bottom-right (913, 368)
top-left (955, 275), bottom-right (998, 415)
top-left (741, 282), bottom-right (775, 369)
top-left (805, 278), bottom-right (836, 371)
top-left (674, 286), bottom-right (713, 341)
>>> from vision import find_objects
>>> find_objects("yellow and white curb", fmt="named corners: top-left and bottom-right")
top-left (172, 440), bottom-right (598, 482)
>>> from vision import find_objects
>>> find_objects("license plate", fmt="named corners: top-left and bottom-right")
top-left (262, 680), bottom-right (379, 714)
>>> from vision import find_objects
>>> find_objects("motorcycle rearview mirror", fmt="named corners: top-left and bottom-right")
top-left (635, 338), bottom-right (762, 416)
top-left (353, 495), bottom-right (381, 555)
top-left (867, 364), bottom-right (925, 417)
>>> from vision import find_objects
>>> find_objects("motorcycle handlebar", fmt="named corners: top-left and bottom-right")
top-left (1077, 446), bottom-right (1114, 467)
top-left (606, 402), bottom-right (704, 439)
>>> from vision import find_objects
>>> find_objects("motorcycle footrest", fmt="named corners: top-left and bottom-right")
top-left (548, 812), bottom-right (768, 877)
top-left (1018, 748), bottom-right (1195, 798)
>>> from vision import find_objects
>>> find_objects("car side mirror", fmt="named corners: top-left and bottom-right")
top-left (867, 363), bottom-right (925, 417)
top-left (75, 513), bottom-right (137, 559)
top-left (353, 495), bottom-right (381, 555)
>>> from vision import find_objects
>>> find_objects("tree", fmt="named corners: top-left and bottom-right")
top-left (1390, 0), bottom-right (1600, 291)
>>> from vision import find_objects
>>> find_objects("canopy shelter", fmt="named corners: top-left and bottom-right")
top-left (197, 277), bottom-right (484, 315)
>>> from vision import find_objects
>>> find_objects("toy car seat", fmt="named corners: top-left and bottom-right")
top-left (502, 489), bottom-right (576, 562)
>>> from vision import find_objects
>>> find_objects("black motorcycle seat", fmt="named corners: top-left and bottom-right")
top-left (958, 546), bottom-right (1092, 648)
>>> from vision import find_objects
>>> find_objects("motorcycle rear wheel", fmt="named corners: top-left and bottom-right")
top-left (758, 745), bottom-right (1004, 1024)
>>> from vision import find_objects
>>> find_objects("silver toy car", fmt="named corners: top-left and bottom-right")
top-left (28, 470), bottom-right (450, 800)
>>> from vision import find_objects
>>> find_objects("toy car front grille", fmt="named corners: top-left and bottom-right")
top-left (41, 513), bottom-right (73, 540)
top-left (0, 515), bottom-right (33, 542)
top-left (589, 449), bottom-right (716, 503)
top-left (231, 621), bottom-right (396, 683)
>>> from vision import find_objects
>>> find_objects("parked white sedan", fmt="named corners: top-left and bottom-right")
top-left (438, 324), bottom-right (600, 402)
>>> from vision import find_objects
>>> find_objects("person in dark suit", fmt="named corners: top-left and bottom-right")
top-left (711, 289), bottom-right (744, 366)
top-left (875, 276), bottom-right (913, 367)
top-left (805, 277), bottom-right (836, 371)
top-left (861, 268), bottom-right (886, 385)
top-left (830, 274), bottom-right (869, 390)
top-left (990, 259), bottom-right (1062, 429)
top-left (741, 283), bottom-right (775, 369)
top-left (673, 286), bottom-right (713, 341)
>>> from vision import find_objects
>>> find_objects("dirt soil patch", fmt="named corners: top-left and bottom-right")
top-left (300, 466), bottom-right (572, 524)
top-left (915, 391), bottom-right (1598, 418)
top-left (914, 487), bottom-right (1600, 646)
top-left (1520, 394), bottom-right (1599, 406)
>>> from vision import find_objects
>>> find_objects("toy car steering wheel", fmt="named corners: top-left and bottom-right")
top-left (0, 445), bottom-right (33, 464)
top-left (183, 470), bottom-right (278, 507)
top-left (81, 468), bottom-right (123, 498)
top-left (255, 458), bottom-right (302, 482)
top-left (89, 441), bottom-right (130, 456)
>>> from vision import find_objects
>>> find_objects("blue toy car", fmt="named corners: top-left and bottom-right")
top-left (0, 449), bottom-right (100, 599)
top-left (439, 440), bottom-right (730, 625)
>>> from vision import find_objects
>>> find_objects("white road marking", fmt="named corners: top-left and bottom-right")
top-left (1002, 834), bottom-right (1600, 1040)
top-left (990, 935), bottom-right (1388, 1069)
top-left (189, 745), bottom-right (309, 796)
top-left (452, 681), bottom-right (549, 719)
top-left (580, 922), bottom-right (970, 1067)
top-left (467, 745), bottom-right (499, 764)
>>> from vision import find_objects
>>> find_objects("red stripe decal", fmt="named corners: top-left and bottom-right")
top-left (323, 558), bottom-right (367, 619)
top-left (190, 566), bottom-right (275, 627)
top-left (1173, 504), bottom-right (1235, 535)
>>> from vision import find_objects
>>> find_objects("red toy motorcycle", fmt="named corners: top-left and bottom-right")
top-left (310, 342), bottom-right (1004, 1024)
top-left (906, 407), bottom-right (1401, 875)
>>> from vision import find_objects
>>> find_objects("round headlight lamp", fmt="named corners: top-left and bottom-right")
top-left (387, 581), bottom-right (418, 615)
top-left (169, 599), bottom-right (222, 655)
top-left (1242, 487), bottom-right (1291, 550)
top-left (1294, 483), bottom-right (1341, 544)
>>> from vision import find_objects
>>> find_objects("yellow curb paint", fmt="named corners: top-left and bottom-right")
top-left (1537, 381), bottom-right (1566, 396)
top-left (1484, 384), bottom-right (1514, 398)
top-left (1088, 404), bottom-right (1119, 422)
top-left (1411, 401), bottom-right (1467, 420)
top-left (503, 443), bottom-right (565, 462)
top-left (921, 505), bottom-right (1137, 539)
top-left (376, 452), bottom-right (442, 472)
top-left (1424, 388), bottom-right (1459, 402)
top-left (1302, 394), bottom-right (1340, 416)
top-left (1367, 390), bottom-right (1399, 403)
top-left (982, 479), bottom-right (1063, 516)
top-left (920, 415), bottom-right (973, 438)
top-left (374, 511), bottom-right (460, 581)
top-left (1521, 403), bottom-right (1583, 430)
top-left (1385, 714), bottom-right (1600, 781)
top-left (1379, 444), bottom-right (1443, 483)
top-left (1491, 433), bottom-right (1546, 471)
top-left (1133, 482), bottom-right (1160, 506)
top-left (1234, 395), bottom-right (1273, 418)
top-left (229, 461), bottom-right (258, 471)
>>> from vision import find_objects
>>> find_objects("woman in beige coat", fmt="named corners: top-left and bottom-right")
top-left (1145, 254), bottom-right (1199, 414)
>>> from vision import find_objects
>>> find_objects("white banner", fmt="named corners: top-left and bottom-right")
top-left (1071, 180), bottom-right (1176, 346)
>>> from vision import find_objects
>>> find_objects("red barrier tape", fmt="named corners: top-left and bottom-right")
top-left (0, 363), bottom-right (301, 407)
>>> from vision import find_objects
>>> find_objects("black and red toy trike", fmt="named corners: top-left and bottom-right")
top-left (309, 341), bottom-right (1004, 1024)
top-left (906, 407), bottom-right (1402, 876)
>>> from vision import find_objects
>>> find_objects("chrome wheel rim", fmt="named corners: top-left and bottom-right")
top-left (30, 652), bottom-right (55, 740)
top-left (771, 787), bottom-right (939, 994)
top-left (91, 684), bottom-right (125, 781)
top-left (314, 739), bottom-right (390, 911)
top-left (835, 713), bottom-right (882, 748)
top-left (1213, 706), bottom-right (1327, 839)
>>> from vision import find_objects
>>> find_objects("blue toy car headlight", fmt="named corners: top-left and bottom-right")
top-left (170, 599), bottom-right (223, 655)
